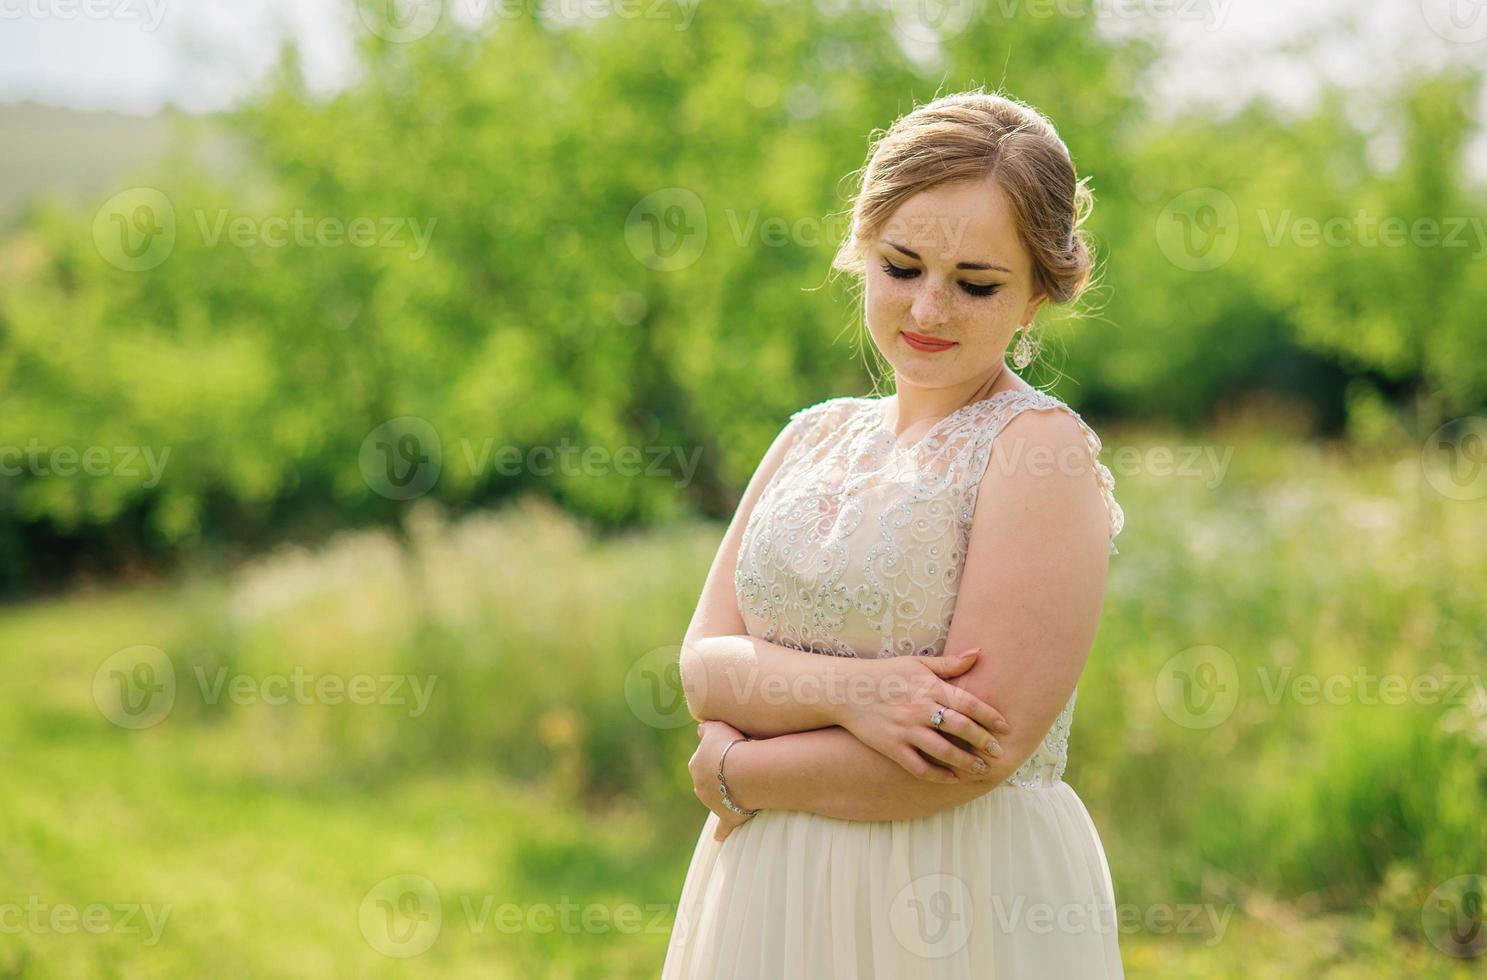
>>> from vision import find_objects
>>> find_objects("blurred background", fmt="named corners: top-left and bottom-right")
top-left (1, 0), bottom-right (1485, 976)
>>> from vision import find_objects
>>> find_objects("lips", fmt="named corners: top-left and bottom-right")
top-left (900, 330), bottom-right (957, 352)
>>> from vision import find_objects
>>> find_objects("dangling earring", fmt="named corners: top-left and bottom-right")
top-left (1011, 324), bottom-right (1039, 369)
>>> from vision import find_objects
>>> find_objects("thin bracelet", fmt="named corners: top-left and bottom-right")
top-left (717, 737), bottom-right (760, 817)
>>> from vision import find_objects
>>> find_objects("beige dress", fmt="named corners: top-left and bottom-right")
top-left (661, 389), bottom-right (1127, 979)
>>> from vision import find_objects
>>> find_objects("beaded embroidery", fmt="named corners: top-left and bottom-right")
top-left (733, 390), bottom-right (1123, 789)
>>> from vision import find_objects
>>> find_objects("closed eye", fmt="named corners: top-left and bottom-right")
top-left (960, 281), bottom-right (1000, 297)
top-left (881, 258), bottom-right (919, 280)
top-left (881, 259), bottom-right (1001, 298)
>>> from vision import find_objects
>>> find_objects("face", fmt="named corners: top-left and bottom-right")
top-left (862, 177), bottom-right (1045, 388)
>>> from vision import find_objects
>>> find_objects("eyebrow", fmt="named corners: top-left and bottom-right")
top-left (885, 240), bottom-right (1011, 273)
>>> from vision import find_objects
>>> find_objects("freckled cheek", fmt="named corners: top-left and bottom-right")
top-left (864, 278), bottom-right (908, 329)
top-left (869, 276), bottom-right (1003, 327)
top-left (879, 278), bottom-right (949, 313)
top-left (868, 272), bottom-right (908, 307)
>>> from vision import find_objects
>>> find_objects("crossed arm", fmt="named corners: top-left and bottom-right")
top-left (680, 406), bottom-right (1113, 823)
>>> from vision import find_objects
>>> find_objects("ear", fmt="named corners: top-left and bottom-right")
top-left (1020, 291), bottom-right (1047, 326)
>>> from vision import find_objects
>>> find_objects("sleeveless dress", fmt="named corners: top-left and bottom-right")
top-left (661, 388), bottom-right (1127, 979)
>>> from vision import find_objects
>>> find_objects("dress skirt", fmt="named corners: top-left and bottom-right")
top-left (660, 781), bottom-right (1125, 979)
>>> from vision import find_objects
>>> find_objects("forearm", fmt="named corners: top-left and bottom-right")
top-left (724, 726), bottom-right (1012, 822)
top-left (679, 634), bottom-right (867, 739)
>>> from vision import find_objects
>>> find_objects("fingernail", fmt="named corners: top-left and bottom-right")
top-left (972, 759), bottom-right (987, 773)
top-left (986, 739), bottom-right (1003, 757)
top-left (994, 721), bottom-right (1011, 734)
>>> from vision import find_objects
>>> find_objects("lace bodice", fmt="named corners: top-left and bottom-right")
top-left (733, 389), bottom-right (1124, 789)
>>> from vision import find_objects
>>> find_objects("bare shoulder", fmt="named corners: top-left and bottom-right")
top-left (992, 397), bottom-right (1098, 474)
top-left (976, 396), bottom-right (1113, 551)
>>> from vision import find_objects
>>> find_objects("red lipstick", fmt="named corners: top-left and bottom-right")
top-left (900, 330), bottom-right (957, 353)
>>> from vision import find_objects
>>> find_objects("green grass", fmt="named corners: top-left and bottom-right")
top-left (1, 430), bottom-right (1484, 977)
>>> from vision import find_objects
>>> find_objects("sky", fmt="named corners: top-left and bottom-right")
top-left (0, 0), bottom-right (1483, 129)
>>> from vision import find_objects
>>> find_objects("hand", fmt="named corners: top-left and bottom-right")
top-left (839, 649), bottom-right (1012, 783)
top-left (688, 720), bottom-right (759, 843)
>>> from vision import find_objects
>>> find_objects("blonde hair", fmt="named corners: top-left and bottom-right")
top-left (832, 89), bottom-right (1096, 307)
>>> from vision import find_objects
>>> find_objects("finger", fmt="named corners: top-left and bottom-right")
top-left (942, 684), bottom-right (1012, 738)
top-left (895, 746), bottom-right (960, 783)
top-left (911, 727), bottom-right (992, 777)
top-left (920, 649), bottom-right (980, 677)
top-left (935, 699), bottom-right (1006, 758)
top-left (942, 730), bottom-right (1004, 777)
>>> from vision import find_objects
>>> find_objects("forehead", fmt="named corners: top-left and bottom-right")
top-left (879, 178), bottom-right (1025, 268)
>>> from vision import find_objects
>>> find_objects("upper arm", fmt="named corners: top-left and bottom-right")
top-left (940, 406), bottom-right (1116, 774)
top-left (680, 407), bottom-right (816, 652)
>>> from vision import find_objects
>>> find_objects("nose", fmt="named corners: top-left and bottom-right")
top-left (910, 280), bottom-right (950, 332)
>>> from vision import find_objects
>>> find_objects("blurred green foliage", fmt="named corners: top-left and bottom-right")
top-left (0, 0), bottom-right (1482, 591)
top-left (2, 433), bottom-right (1483, 976)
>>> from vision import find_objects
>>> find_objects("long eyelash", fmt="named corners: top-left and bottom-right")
top-left (883, 259), bottom-right (1000, 299)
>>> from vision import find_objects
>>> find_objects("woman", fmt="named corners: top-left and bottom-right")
top-left (662, 90), bottom-right (1126, 978)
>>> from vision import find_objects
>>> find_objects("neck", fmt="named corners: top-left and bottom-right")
top-left (886, 365), bottom-right (1012, 437)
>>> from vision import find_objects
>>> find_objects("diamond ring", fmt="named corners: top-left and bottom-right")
top-left (930, 706), bottom-right (945, 729)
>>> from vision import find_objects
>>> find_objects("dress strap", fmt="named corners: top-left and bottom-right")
top-left (781, 396), bottom-right (857, 467)
top-left (963, 390), bottom-right (1126, 555)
